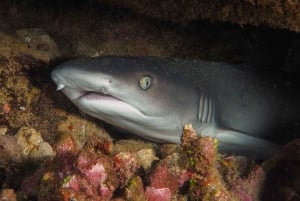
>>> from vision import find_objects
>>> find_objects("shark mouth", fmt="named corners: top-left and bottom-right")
top-left (55, 83), bottom-right (149, 123)
top-left (56, 83), bottom-right (122, 102)
top-left (80, 91), bottom-right (122, 101)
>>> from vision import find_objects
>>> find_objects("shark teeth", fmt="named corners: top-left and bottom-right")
top-left (56, 83), bottom-right (65, 91)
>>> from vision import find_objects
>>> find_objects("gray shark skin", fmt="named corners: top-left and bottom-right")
top-left (51, 56), bottom-right (298, 159)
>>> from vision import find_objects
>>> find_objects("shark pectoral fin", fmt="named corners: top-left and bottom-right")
top-left (215, 129), bottom-right (279, 160)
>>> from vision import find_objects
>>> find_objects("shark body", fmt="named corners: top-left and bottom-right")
top-left (51, 56), bottom-right (298, 159)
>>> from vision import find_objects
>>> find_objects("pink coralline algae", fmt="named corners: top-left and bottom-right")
top-left (145, 151), bottom-right (192, 200)
top-left (77, 152), bottom-right (107, 186)
top-left (15, 125), bottom-right (298, 201)
top-left (30, 134), bottom-right (120, 201)
top-left (60, 151), bottom-right (119, 201)
top-left (181, 124), bottom-right (270, 201)
top-left (55, 134), bottom-right (79, 155)
top-left (231, 166), bottom-right (265, 201)
top-left (145, 186), bottom-right (172, 201)
top-left (113, 152), bottom-right (139, 187)
top-left (54, 135), bottom-right (79, 177)
top-left (147, 165), bottom-right (180, 194)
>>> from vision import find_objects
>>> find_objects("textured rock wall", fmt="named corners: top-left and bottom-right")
top-left (99, 0), bottom-right (300, 32)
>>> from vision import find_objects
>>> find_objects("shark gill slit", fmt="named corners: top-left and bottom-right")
top-left (207, 98), bottom-right (212, 123)
top-left (197, 96), bottom-right (215, 123)
top-left (202, 97), bottom-right (208, 122)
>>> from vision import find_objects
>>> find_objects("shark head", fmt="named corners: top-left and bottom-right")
top-left (51, 56), bottom-right (199, 143)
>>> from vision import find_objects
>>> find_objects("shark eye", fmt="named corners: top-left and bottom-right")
top-left (139, 75), bottom-right (152, 90)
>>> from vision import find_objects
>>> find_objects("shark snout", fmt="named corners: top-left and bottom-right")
top-left (51, 69), bottom-right (65, 91)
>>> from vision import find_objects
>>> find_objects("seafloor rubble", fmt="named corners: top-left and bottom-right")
top-left (1, 122), bottom-right (299, 201)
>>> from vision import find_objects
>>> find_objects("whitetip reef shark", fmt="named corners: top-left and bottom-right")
top-left (51, 56), bottom-right (299, 159)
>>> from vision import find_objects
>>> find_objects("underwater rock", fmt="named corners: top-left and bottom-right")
top-left (38, 151), bottom-right (119, 201)
top-left (59, 151), bottom-right (119, 201)
top-left (113, 152), bottom-right (139, 187)
top-left (136, 148), bottom-right (158, 170)
top-left (112, 139), bottom-right (157, 154)
top-left (124, 176), bottom-right (146, 201)
top-left (182, 124), bottom-right (265, 201)
top-left (145, 186), bottom-right (172, 201)
top-left (75, 40), bottom-right (100, 57)
top-left (55, 133), bottom-right (79, 156)
top-left (262, 139), bottom-right (300, 201)
top-left (0, 32), bottom-right (58, 145)
top-left (146, 165), bottom-right (178, 199)
top-left (0, 188), bottom-right (17, 201)
top-left (0, 135), bottom-right (22, 164)
top-left (0, 31), bottom-right (54, 64)
top-left (218, 156), bottom-right (256, 187)
top-left (144, 149), bottom-right (192, 201)
top-left (15, 124), bottom-right (299, 200)
top-left (84, 136), bottom-right (114, 155)
top-left (160, 144), bottom-right (180, 158)
top-left (113, 139), bottom-right (158, 167)
top-left (113, 148), bottom-right (158, 187)
top-left (57, 114), bottom-right (113, 151)
top-left (0, 126), bottom-right (7, 136)
top-left (16, 127), bottom-right (55, 161)
top-left (111, 139), bottom-right (159, 187)
top-left (33, 134), bottom-right (120, 201)
top-left (100, 0), bottom-right (300, 32)
top-left (112, 140), bottom-right (158, 187)
top-left (231, 166), bottom-right (265, 201)
top-left (16, 28), bottom-right (61, 62)
top-left (181, 125), bottom-right (231, 200)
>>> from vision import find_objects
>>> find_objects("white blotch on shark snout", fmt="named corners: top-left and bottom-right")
top-left (56, 83), bottom-right (65, 91)
top-left (100, 86), bottom-right (108, 94)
